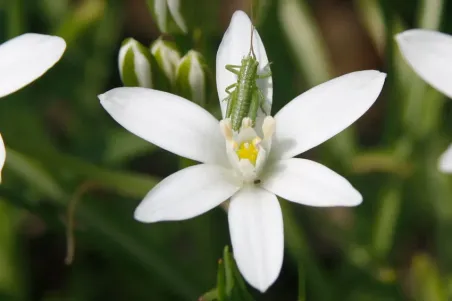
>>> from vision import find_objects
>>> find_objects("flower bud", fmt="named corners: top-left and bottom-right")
top-left (150, 38), bottom-right (181, 87)
top-left (146, 0), bottom-right (188, 34)
top-left (175, 50), bottom-right (209, 106)
top-left (118, 38), bottom-right (153, 88)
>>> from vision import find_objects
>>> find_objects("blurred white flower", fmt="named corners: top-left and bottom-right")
top-left (150, 0), bottom-right (187, 34)
top-left (0, 33), bottom-right (66, 181)
top-left (100, 11), bottom-right (386, 292)
top-left (396, 29), bottom-right (452, 173)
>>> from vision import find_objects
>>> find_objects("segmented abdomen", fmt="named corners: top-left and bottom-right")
top-left (231, 60), bottom-right (258, 131)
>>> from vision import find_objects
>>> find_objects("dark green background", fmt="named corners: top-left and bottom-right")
top-left (0, 0), bottom-right (452, 300)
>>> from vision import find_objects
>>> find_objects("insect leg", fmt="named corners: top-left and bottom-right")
top-left (225, 90), bottom-right (237, 118)
top-left (225, 64), bottom-right (241, 75)
top-left (222, 84), bottom-right (236, 104)
top-left (225, 83), bottom-right (237, 94)
top-left (248, 89), bottom-right (260, 127)
top-left (257, 88), bottom-right (269, 115)
top-left (257, 62), bottom-right (272, 78)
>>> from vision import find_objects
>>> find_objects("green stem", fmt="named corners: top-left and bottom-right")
top-left (372, 181), bottom-right (402, 259)
top-left (6, 0), bottom-right (23, 39)
top-left (417, 0), bottom-right (443, 29)
top-left (0, 200), bottom-right (23, 299)
top-left (372, 138), bottom-right (411, 259)
top-left (297, 260), bottom-right (305, 301)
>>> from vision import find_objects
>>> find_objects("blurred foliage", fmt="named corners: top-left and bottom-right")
top-left (1, 0), bottom-right (452, 300)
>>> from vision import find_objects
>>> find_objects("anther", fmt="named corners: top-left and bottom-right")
top-left (220, 118), bottom-right (233, 141)
top-left (241, 117), bottom-right (252, 129)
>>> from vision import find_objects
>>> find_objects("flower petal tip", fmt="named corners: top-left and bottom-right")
top-left (367, 70), bottom-right (387, 82)
top-left (438, 164), bottom-right (452, 174)
top-left (98, 91), bottom-right (112, 107)
top-left (350, 189), bottom-right (363, 206)
top-left (98, 88), bottom-right (123, 109)
top-left (240, 261), bottom-right (279, 293)
top-left (133, 206), bottom-right (155, 223)
top-left (253, 280), bottom-right (273, 293)
top-left (231, 10), bottom-right (250, 21)
top-left (394, 31), bottom-right (410, 43)
top-left (438, 147), bottom-right (452, 173)
top-left (42, 34), bottom-right (66, 57)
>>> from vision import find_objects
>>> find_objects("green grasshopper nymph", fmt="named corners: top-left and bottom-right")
top-left (223, 22), bottom-right (272, 132)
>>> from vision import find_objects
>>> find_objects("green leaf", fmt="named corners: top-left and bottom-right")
top-left (223, 246), bottom-right (253, 300)
top-left (103, 129), bottom-right (157, 165)
top-left (222, 246), bottom-right (235, 297)
top-left (5, 148), bottom-right (66, 201)
top-left (411, 254), bottom-right (447, 300)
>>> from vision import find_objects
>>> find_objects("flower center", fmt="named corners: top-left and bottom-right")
top-left (236, 140), bottom-right (259, 165)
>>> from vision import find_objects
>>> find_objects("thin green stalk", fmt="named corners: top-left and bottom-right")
top-left (354, 0), bottom-right (385, 56)
top-left (297, 261), bottom-right (305, 301)
top-left (6, 0), bottom-right (23, 39)
top-left (372, 138), bottom-right (411, 259)
top-left (417, 0), bottom-right (443, 30)
top-left (0, 200), bottom-right (23, 299)
top-left (372, 181), bottom-right (402, 259)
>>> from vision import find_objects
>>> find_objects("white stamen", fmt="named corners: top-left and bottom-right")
top-left (241, 117), bottom-right (252, 129)
top-left (262, 116), bottom-right (276, 140)
top-left (220, 118), bottom-right (233, 141)
top-left (252, 137), bottom-right (262, 146)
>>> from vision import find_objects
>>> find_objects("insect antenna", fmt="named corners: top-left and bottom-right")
top-left (249, 2), bottom-right (256, 58)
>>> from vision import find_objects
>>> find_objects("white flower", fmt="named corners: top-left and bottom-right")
top-left (0, 33), bottom-right (66, 181)
top-left (100, 11), bottom-right (386, 292)
top-left (396, 29), bottom-right (452, 173)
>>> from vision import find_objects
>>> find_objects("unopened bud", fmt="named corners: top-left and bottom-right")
top-left (118, 38), bottom-right (153, 88)
top-left (175, 50), bottom-right (209, 106)
top-left (150, 38), bottom-right (181, 86)
top-left (146, 0), bottom-right (188, 34)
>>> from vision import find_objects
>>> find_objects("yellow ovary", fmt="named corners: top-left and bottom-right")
top-left (236, 140), bottom-right (259, 165)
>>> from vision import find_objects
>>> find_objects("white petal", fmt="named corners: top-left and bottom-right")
top-left (438, 143), bottom-right (452, 173)
top-left (228, 187), bottom-right (283, 292)
top-left (396, 29), bottom-right (452, 99)
top-left (100, 87), bottom-right (227, 165)
top-left (216, 10), bottom-right (273, 118)
top-left (272, 70), bottom-right (386, 159)
top-left (0, 33), bottom-right (66, 98)
top-left (135, 164), bottom-right (240, 222)
top-left (261, 158), bottom-right (362, 207)
top-left (0, 134), bottom-right (5, 182)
